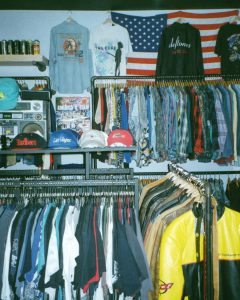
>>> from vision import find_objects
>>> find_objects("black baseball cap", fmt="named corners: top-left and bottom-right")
top-left (11, 133), bottom-right (47, 150)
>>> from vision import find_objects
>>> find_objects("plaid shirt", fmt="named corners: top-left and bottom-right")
top-left (191, 87), bottom-right (204, 154)
top-left (177, 88), bottom-right (189, 160)
top-left (214, 88), bottom-right (228, 154)
top-left (205, 87), bottom-right (220, 154)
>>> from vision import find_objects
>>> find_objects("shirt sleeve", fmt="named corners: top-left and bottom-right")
top-left (195, 28), bottom-right (204, 75)
top-left (155, 30), bottom-right (166, 77)
top-left (158, 223), bottom-right (185, 300)
top-left (49, 27), bottom-right (57, 91)
top-left (215, 25), bottom-right (224, 57)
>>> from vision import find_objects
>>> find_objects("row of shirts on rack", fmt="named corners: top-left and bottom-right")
top-left (94, 82), bottom-right (240, 167)
top-left (0, 193), bottom-right (152, 300)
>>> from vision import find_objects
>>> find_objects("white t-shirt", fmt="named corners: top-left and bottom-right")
top-left (90, 23), bottom-right (132, 76)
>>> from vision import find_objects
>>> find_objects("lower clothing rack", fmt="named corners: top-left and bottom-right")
top-left (0, 177), bottom-right (140, 210)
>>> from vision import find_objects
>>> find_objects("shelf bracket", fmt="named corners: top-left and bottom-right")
top-left (32, 60), bottom-right (47, 72)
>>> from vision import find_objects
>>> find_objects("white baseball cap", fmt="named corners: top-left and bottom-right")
top-left (79, 130), bottom-right (108, 148)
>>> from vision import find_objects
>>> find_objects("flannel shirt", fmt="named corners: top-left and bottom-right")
top-left (191, 87), bottom-right (204, 154)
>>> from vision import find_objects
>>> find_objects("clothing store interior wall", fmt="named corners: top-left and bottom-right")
top-left (1, 8), bottom-right (240, 176)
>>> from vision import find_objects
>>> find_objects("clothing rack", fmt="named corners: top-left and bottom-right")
top-left (91, 74), bottom-right (240, 90)
top-left (134, 169), bottom-right (240, 176)
top-left (0, 177), bottom-right (140, 210)
top-left (167, 163), bottom-right (213, 300)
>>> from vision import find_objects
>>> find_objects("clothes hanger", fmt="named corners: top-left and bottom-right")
top-left (66, 11), bottom-right (74, 23)
top-left (229, 14), bottom-right (240, 24)
top-left (175, 17), bottom-right (187, 24)
top-left (102, 11), bottom-right (116, 26)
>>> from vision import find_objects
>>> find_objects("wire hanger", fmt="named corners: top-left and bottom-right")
top-left (229, 14), bottom-right (240, 24)
top-left (66, 11), bottom-right (74, 23)
top-left (103, 11), bottom-right (116, 26)
top-left (176, 18), bottom-right (186, 24)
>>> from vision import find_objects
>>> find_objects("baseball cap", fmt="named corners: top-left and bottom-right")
top-left (107, 129), bottom-right (133, 147)
top-left (79, 129), bottom-right (108, 148)
top-left (11, 133), bottom-right (47, 150)
top-left (0, 78), bottom-right (19, 110)
top-left (48, 129), bottom-right (80, 149)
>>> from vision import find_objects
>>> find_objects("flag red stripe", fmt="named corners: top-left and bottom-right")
top-left (203, 57), bottom-right (220, 63)
top-left (193, 23), bottom-right (227, 30)
top-left (202, 46), bottom-right (215, 53)
top-left (201, 35), bottom-right (217, 42)
top-left (127, 68), bottom-right (221, 75)
top-left (127, 56), bottom-right (220, 64)
top-left (127, 57), bottom-right (156, 64)
top-left (127, 69), bottom-right (156, 75)
top-left (168, 10), bottom-right (238, 19)
top-left (204, 68), bottom-right (221, 74)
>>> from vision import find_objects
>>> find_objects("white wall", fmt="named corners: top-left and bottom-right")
top-left (1, 9), bottom-right (240, 176)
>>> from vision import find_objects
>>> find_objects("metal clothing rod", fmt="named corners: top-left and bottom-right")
top-left (134, 170), bottom-right (240, 176)
top-left (91, 74), bottom-right (240, 90)
top-left (91, 74), bottom-right (240, 82)
top-left (1, 169), bottom-right (239, 180)
top-left (0, 178), bottom-right (140, 212)
top-left (168, 163), bottom-right (205, 192)
top-left (0, 179), bottom-right (137, 187)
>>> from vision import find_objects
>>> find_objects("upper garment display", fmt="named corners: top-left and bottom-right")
top-left (155, 22), bottom-right (204, 76)
top-left (215, 23), bottom-right (240, 75)
top-left (89, 23), bottom-right (132, 76)
top-left (93, 83), bottom-right (240, 167)
top-left (49, 19), bottom-right (93, 94)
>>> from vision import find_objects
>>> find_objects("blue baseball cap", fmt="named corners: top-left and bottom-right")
top-left (49, 129), bottom-right (80, 149)
top-left (0, 78), bottom-right (19, 110)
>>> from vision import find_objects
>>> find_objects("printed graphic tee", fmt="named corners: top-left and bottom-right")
top-left (89, 23), bottom-right (132, 76)
top-left (49, 20), bottom-right (93, 93)
top-left (156, 22), bottom-right (204, 76)
top-left (215, 23), bottom-right (240, 74)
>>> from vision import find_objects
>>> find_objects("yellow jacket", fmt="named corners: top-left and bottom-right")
top-left (158, 207), bottom-right (240, 300)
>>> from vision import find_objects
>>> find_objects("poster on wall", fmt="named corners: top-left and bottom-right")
top-left (55, 93), bottom-right (91, 135)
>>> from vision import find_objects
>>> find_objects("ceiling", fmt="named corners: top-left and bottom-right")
top-left (1, 0), bottom-right (239, 10)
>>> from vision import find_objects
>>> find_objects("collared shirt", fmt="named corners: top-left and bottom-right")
top-left (191, 87), bottom-right (204, 154)
top-left (177, 87), bottom-right (189, 161)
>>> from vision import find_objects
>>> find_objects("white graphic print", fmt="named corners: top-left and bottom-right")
top-left (228, 33), bottom-right (240, 62)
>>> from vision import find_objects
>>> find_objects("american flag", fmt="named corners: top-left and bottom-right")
top-left (111, 10), bottom-right (239, 75)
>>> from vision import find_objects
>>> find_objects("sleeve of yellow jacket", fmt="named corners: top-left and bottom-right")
top-left (158, 210), bottom-right (204, 300)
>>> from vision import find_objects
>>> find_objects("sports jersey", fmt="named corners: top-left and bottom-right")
top-left (158, 206), bottom-right (240, 300)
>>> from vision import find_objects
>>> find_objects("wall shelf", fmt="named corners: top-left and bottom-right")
top-left (0, 146), bottom-right (137, 179)
top-left (0, 146), bottom-right (137, 155)
top-left (0, 55), bottom-right (49, 71)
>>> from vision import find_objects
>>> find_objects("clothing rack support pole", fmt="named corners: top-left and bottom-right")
top-left (134, 178), bottom-right (139, 212)
top-left (85, 151), bottom-right (91, 179)
top-left (204, 182), bottom-right (213, 300)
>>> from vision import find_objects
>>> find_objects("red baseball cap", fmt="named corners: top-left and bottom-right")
top-left (107, 129), bottom-right (133, 147)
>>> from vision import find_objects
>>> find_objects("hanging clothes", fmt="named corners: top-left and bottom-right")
top-left (0, 184), bottom-right (152, 300)
top-left (139, 171), bottom-right (202, 300)
top-left (139, 168), bottom-right (240, 300)
top-left (93, 82), bottom-right (240, 167)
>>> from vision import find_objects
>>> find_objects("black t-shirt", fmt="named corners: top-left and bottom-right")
top-left (215, 23), bottom-right (240, 75)
top-left (155, 22), bottom-right (204, 76)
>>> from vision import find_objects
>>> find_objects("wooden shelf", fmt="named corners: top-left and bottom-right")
top-left (0, 55), bottom-right (49, 71)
